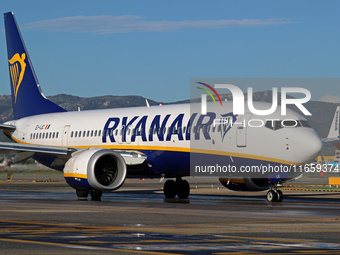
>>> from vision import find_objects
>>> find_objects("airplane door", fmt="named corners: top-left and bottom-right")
top-left (236, 114), bottom-right (251, 147)
top-left (125, 125), bottom-right (133, 144)
top-left (62, 125), bottom-right (70, 146)
top-left (118, 125), bottom-right (124, 144)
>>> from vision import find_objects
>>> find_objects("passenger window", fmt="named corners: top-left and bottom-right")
top-left (91, 130), bottom-right (94, 137)
top-left (56, 132), bottom-right (59, 139)
top-left (94, 130), bottom-right (97, 137)
top-left (53, 132), bottom-right (55, 138)
top-left (71, 131), bottom-right (74, 138)
top-left (301, 120), bottom-right (311, 128)
top-left (98, 130), bottom-right (101, 137)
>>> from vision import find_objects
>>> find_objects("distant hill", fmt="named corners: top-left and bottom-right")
top-left (0, 94), bottom-right (160, 123)
top-left (0, 91), bottom-right (337, 155)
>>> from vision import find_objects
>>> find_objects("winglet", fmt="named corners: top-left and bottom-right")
top-left (322, 106), bottom-right (340, 143)
top-left (327, 106), bottom-right (340, 139)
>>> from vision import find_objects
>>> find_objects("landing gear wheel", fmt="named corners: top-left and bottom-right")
top-left (266, 190), bottom-right (278, 202)
top-left (76, 189), bottom-right (89, 200)
top-left (164, 180), bottom-right (177, 198)
top-left (177, 180), bottom-right (190, 199)
top-left (90, 190), bottom-right (103, 201)
top-left (276, 190), bottom-right (283, 202)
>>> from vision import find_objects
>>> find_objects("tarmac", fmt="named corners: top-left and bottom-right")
top-left (0, 171), bottom-right (339, 254)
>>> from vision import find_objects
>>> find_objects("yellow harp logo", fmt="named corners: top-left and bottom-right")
top-left (8, 53), bottom-right (26, 103)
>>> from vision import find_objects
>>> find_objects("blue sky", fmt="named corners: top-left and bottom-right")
top-left (0, 0), bottom-right (340, 103)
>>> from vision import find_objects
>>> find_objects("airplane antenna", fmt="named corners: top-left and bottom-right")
top-left (145, 99), bottom-right (150, 108)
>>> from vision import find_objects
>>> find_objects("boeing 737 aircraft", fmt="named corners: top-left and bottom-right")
top-left (0, 12), bottom-right (332, 202)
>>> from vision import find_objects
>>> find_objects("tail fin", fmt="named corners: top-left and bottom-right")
top-left (4, 12), bottom-right (66, 120)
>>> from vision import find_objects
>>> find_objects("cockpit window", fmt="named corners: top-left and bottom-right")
top-left (265, 120), bottom-right (311, 131)
top-left (281, 120), bottom-right (301, 127)
top-left (300, 120), bottom-right (311, 128)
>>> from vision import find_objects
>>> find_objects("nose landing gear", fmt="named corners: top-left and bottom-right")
top-left (266, 186), bottom-right (283, 202)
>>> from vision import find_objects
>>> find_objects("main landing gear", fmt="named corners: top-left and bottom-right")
top-left (266, 188), bottom-right (283, 202)
top-left (163, 177), bottom-right (190, 199)
top-left (76, 189), bottom-right (103, 201)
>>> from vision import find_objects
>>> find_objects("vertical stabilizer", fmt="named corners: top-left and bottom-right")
top-left (4, 12), bottom-right (66, 120)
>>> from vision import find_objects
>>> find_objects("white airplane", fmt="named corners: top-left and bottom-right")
top-left (0, 12), bottom-right (328, 202)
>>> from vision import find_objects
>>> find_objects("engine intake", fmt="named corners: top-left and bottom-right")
top-left (64, 148), bottom-right (127, 191)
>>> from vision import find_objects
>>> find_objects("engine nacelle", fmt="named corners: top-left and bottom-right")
top-left (64, 148), bottom-right (127, 191)
top-left (219, 177), bottom-right (272, 192)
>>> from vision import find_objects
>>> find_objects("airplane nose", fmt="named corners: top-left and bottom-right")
top-left (294, 129), bottom-right (322, 164)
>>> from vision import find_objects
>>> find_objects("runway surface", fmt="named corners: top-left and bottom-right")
top-left (0, 175), bottom-right (339, 254)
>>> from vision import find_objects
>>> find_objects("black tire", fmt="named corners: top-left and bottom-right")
top-left (76, 189), bottom-right (89, 200)
top-left (164, 180), bottom-right (177, 198)
top-left (276, 190), bottom-right (283, 202)
top-left (90, 190), bottom-right (103, 201)
top-left (177, 180), bottom-right (190, 199)
top-left (266, 190), bottom-right (277, 202)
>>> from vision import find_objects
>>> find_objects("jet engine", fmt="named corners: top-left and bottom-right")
top-left (64, 148), bottom-right (127, 191)
top-left (219, 177), bottom-right (271, 191)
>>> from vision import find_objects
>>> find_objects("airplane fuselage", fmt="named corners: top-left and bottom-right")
top-left (6, 102), bottom-right (322, 179)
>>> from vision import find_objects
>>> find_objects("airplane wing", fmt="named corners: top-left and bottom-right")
top-left (0, 141), bottom-right (147, 166)
top-left (321, 106), bottom-right (340, 143)
top-left (0, 142), bottom-right (77, 164)
top-left (0, 124), bottom-right (16, 132)
top-left (0, 142), bottom-right (75, 156)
